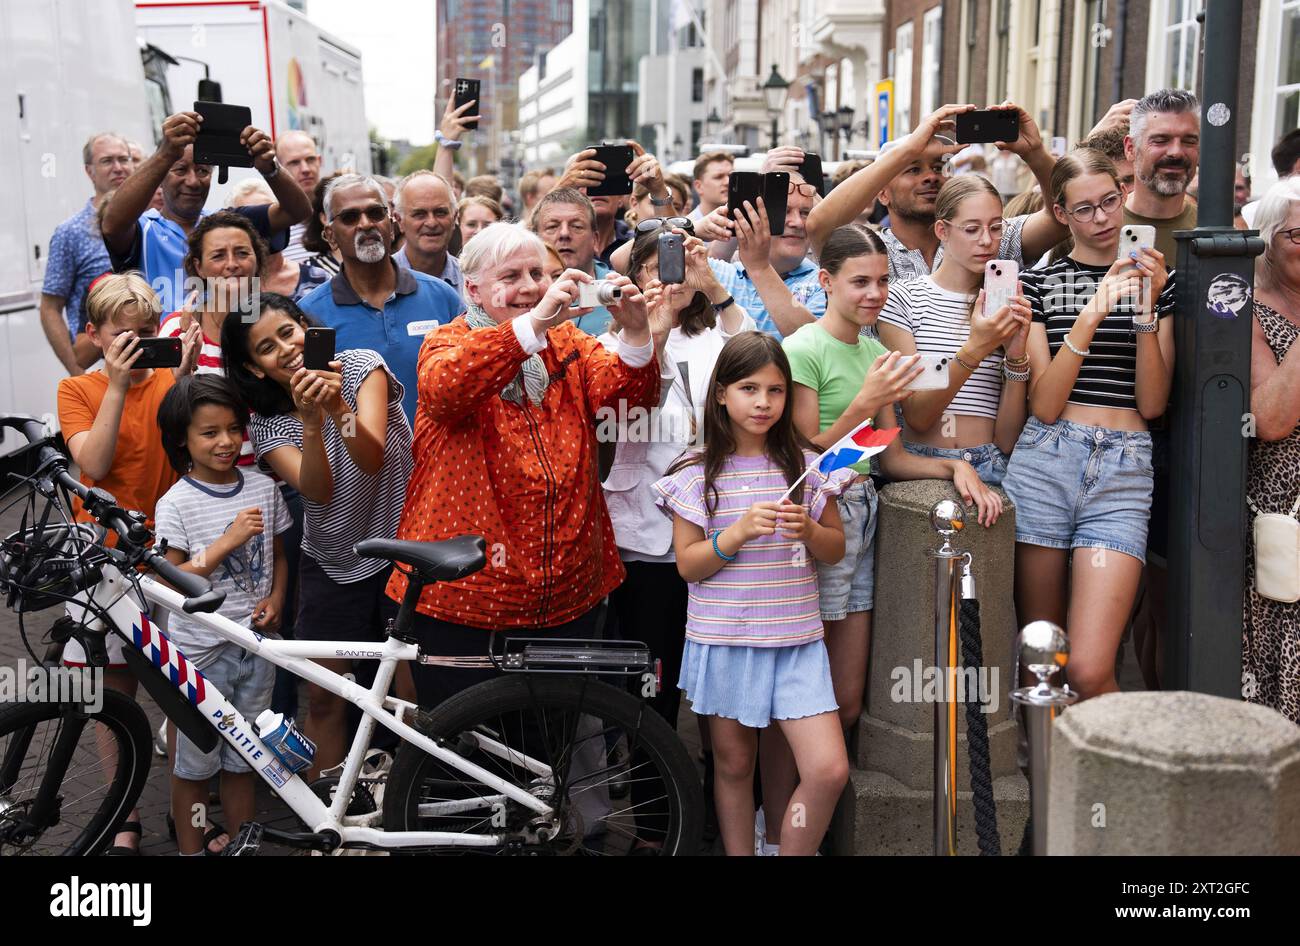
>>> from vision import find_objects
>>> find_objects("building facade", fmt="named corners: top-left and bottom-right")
top-left (436, 0), bottom-right (573, 174)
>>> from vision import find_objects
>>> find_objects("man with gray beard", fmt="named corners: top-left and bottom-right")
top-left (297, 174), bottom-right (464, 425)
top-left (1123, 89), bottom-right (1200, 261)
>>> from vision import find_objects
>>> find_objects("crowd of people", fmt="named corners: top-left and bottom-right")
top-left (35, 85), bottom-right (1300, 856)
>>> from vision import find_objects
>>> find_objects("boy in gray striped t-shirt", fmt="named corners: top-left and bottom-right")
top-left (154, 375), bottom-right (290, 855)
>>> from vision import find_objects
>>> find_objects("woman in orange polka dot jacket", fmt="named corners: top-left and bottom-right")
top-left (387, 222), bottom-right (661, 707)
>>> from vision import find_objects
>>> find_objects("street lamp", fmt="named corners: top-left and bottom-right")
top-left (762, 64), bottom-right (789, 150)
top-left (838, 104), bottom-right (856, 140)
top-left (706, 108), bottom-right (722, 136)
top-left (673, 135), bottom-right (684, 162)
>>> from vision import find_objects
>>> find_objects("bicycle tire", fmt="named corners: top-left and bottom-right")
top-left (382, 675), bottom-right (703, 855)
top-left (0, 689), bottom-right (152, 856)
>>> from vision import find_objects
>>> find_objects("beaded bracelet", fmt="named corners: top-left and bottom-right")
top-left (1063, 335), bottom-right (1090, 357)
top-left (1002, 364), bottom-right (1031, 382)
top-left (1133, 318), bottom-right (1159, 333)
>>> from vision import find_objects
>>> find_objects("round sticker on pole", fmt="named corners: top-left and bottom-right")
top-left (1206, 273), bottom-right (1251, 319)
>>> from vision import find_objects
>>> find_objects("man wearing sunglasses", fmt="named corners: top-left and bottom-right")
top-left (102, 110), bottom-right (312, 313)
top-left (297, 174), bottom-right (465, 425)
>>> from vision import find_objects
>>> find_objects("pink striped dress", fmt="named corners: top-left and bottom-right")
top-left (653, 451), bottom-right (846, 647)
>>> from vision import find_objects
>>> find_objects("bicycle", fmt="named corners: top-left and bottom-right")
top-left (0, 416), bottom-right (702, 855)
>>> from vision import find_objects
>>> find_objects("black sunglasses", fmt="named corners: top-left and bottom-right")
top-left (635, 216), bottom-right (694, 235)
top-left (334, 205), bottom-right (389, 226)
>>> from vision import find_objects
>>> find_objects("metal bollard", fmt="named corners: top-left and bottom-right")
top-left (929, 499), bottom-right (965, 856)
top-left (1010, 621), bottom-right (1078, 856)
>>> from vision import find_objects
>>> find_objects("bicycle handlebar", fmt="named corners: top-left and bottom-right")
top-left (2, 414), bottom-right (224, 613)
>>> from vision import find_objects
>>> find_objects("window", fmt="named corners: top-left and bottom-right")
top-left (1162, 0), bottom-right (1204, 92)
top-left (1082, 0), bottom-right (1107, 130)
top-left (994, 0), bottom-right (1011, 104)
top-left (691, 120), bottom-right (702, 152)
top-left (692, 67), bottom-right (704, 103)
top-left (895, 21), bottom-right (914, 136)
top-left (920, 7), bottom-right (942, 117)
top-left (1279, 0), bottom-right (1300, 140)
top-left (963, 0), bottom-right (978, 102)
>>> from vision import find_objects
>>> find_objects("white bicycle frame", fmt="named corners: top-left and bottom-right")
top-left (67, 559), bottom-right (557, 850)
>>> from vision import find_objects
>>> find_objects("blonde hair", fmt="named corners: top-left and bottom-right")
top-left (84, 272), bottom-right (161, 329)
top-left (226, 177), bottom-right (276, 208)
top-left (934, 175), bottom-right (1003, 224)
top-left (1255, 176), bottom-right (1300, 292)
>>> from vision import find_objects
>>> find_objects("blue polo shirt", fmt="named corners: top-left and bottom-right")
top-left (708, 257), bottom-right (826, 340)
top-left (107, 205), bottom-right (288, 313)
top-left (297, 260), bottom-right (464, 424)
top-left (43, 199), bottom-right (110, 337)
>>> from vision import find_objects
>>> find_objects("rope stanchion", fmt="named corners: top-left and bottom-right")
top-left (958, 596), bottom-right (1000, 856)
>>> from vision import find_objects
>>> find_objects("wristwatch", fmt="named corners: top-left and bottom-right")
top-left (650, 193), bottom-right (673, 207)
top-left (435, 130), bottom-right (464, 151)
top-left (260, 160), bottom-right (281, 181)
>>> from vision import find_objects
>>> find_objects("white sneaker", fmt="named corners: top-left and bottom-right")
top-left (754, 807), bottom-right (766, 856)
top-left (154, 720), bottom-right (168, 757)
top-left (758, 839), bottom-right (781, 856)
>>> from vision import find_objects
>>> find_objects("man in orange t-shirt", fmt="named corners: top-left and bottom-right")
top-left (53, 271), bottom-right (198, 855)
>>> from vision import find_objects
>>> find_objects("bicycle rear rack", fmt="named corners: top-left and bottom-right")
top-left (418, 637), bottom-right (656, 678)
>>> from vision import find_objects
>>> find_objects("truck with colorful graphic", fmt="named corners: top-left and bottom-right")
top-left (135, 0), bottom-right (371, 211)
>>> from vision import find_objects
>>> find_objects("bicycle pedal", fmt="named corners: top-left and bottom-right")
top-left (222, 822), bottom-right (264, 856)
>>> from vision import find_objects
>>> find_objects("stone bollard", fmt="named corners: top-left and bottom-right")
top-left (1048, 691), bottom-right (1300, 855)
top-left (834, 478), bottom-right (1028, 855)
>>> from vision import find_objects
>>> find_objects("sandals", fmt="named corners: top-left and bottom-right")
top-left (166, 812), bottom-right (229, 855)
top-left (104, 819), bottom-right (142, 856)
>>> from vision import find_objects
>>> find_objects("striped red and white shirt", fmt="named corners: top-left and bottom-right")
top-left (654, 452), bottom-right (848, 648)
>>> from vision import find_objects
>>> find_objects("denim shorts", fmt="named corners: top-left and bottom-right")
top-left (817, 479), bottom-right (878, 620)
top-left (902, 440), bottom-right (1008, 486)
top-left (1002, 416), bottom-right (1154, 564)
top-left (679, 639), bottom-right (838, 729)
top-left (173, 643), bottom-right (275, 780)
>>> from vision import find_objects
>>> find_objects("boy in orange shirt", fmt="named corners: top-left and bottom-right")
top-left (55, 271), bottom-right (199, 854)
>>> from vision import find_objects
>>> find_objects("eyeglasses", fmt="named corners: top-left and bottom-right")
top-left (954, 221), bottom-right (1006, 240)
top-left (788, 182), bottom-right (818, 198)
top-left (1063, 192), bottom-right (1123, 223)
top-left (635, 216), bottom-right (694, 234)
top-left (334, 205), bottom-right (389, 226)
top-left (1278, 226), bottom-right (1300, 246)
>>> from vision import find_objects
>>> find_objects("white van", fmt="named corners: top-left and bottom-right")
top-left (0, 0), bottom-right (152, 451)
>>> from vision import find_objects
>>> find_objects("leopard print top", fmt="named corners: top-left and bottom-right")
top-left (1243, 300), bottom-right (1300, 725)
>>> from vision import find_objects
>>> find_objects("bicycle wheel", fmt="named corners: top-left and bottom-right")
top-left (0, 689), bottom-right (152, 856)
top-left (382, 675), bottom-right (703, 855)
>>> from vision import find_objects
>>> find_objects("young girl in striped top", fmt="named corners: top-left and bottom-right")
top-left (654, 331), bottom-right (849, 856)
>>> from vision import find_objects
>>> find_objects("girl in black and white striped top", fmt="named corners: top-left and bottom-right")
top-left (221, 292), bottom-right (415, 776)
top-left (1002, 149), bottom-right (1175, 702)
top-left (878, 175), bottom-right (1033, 486)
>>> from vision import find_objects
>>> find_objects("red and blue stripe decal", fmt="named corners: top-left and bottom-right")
top-left (132, 613), bottom-right (207, 706)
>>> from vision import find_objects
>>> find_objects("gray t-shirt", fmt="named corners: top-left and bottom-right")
top-left (248, 348), bottom-right (414, 583)
top-left (154, 468), bottom-right (291, 659)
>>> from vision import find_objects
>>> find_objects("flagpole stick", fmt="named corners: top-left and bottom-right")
top-left (778, 466), bottom-right (815, 504)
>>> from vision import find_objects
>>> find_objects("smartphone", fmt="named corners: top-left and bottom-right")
top-left (904, 354), bottom-right (951, 391)
top-left (954, 109), bottom-right (1021, 145)
top-left (132, 336), bottom-right (182, 369)
top-left (796, 152), bottom-right (826, 197)
top-left (982, 260), bottom-right (1020, 318)
top-left (587, 142), bottom-right (634, 196)
top-left (761, 171), bottom-right (789, 237)
top-left (303, 327), bottom-right (336, 371)
top-left (1116, 225), bottom-right (1157, 262)
top-left (729, 172), bottom-right (789, 236)
top-left (727, 171), bottom-right (762, 223)
top-left (192, 101), bottom-right (255, 171)
top-left (657, 231), bottom-right (685, 285)
top-left (452, 77), bottom-right (481, 119)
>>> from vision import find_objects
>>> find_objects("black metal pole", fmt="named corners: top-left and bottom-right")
top-left (770, 116), bottom-right (779, 150)
top-left (1165, 0), bottom-right (1265, 696)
